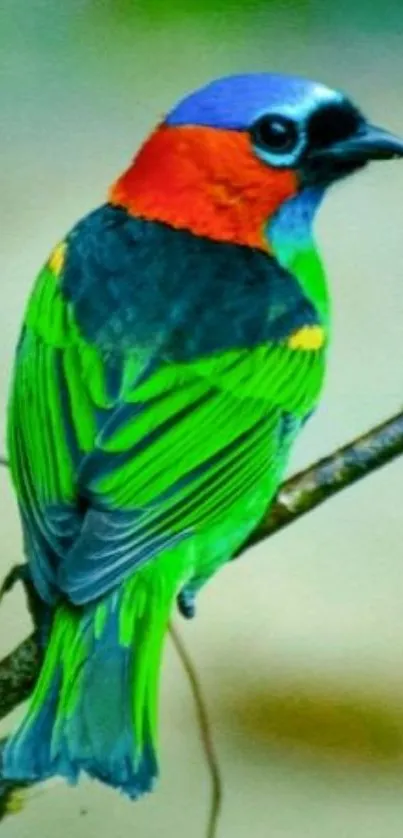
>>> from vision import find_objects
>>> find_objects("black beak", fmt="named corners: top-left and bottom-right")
top-left (303, 121), bottom-right (403, 186)
top-left (313, 123), bottom-right (403, 164)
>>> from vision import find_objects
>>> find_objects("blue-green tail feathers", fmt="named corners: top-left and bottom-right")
top-left (2, 575), bottom-right (170, 798)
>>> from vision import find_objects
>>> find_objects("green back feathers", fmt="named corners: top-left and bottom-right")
top-left (5, 206), bottom-right (329, 797)
top-left (8, 212), bottom-right (328, 606)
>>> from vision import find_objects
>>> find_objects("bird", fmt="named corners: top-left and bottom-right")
top-left (2, 73), bottom-right (403, 798)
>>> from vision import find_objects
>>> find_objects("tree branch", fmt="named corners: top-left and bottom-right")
top-left (243, 408), bottom-right (403, 548)
top-left (0, 409), bottom-right (402, 826)
top-left (0, 636), bottom-right (40, 719)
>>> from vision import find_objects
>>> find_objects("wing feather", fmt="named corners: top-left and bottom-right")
top-left (8, 210), bottom-right (327, 606)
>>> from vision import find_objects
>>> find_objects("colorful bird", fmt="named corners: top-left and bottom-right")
top-left (3, 73), bottom-right (403, 797)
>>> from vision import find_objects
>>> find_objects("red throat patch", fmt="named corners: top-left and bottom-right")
top-left (109, 124), bottom-right (298, 251)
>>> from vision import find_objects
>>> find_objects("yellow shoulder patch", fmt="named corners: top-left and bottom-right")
top-left (287, 324), bottom-right (326, 351)
top-left (48, 241), bottom-right (67, 277)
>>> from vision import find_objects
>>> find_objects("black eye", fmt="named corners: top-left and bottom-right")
top-left (250, 114), bottom-right (299, 155)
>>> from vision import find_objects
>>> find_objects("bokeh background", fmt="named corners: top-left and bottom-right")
top-left (1, 1), bottom-right (403, 835)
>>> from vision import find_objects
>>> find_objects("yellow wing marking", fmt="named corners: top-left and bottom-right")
top-left (48, 241), bottom-right (67, 277)
top-left (287, 324), bottom-right (326, 351)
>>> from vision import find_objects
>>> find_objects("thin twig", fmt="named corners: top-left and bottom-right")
top-left (170, 622), bottom-right (222, 838)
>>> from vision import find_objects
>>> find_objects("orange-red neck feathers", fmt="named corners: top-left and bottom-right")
top-left (109, 125), bottom-right (298, 251)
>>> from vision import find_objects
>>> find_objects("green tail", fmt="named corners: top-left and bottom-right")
top-left (3, 568), bottom-right (175, 798)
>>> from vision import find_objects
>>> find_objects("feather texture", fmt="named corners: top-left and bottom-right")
top-left (4, 203), bottom-right (328, 793)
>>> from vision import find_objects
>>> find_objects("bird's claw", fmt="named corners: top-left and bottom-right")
top-left (0, 564), bottom-right (27, 603)
top-left (177, 588), bottom-right (196, 619)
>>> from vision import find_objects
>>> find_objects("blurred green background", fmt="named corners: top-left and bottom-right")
top-left (1, 1), bottom-right (403, 835)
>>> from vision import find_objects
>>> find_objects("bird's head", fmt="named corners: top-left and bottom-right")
top-left (110, 73), bottom-right (403, 253)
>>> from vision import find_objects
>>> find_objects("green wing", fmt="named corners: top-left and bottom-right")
top-left (8, 240), bottom-right (326, 607)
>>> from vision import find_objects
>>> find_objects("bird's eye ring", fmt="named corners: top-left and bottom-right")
top-left (250, 114), bottom-right (299, 155)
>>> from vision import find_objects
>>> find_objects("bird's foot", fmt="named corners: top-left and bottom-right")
top-left (0, 564), bottom-right (29, 603)
top-left (0, 564), bottom-right (45, 640)
top-left (177, 587), bottom-right (197, 619)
